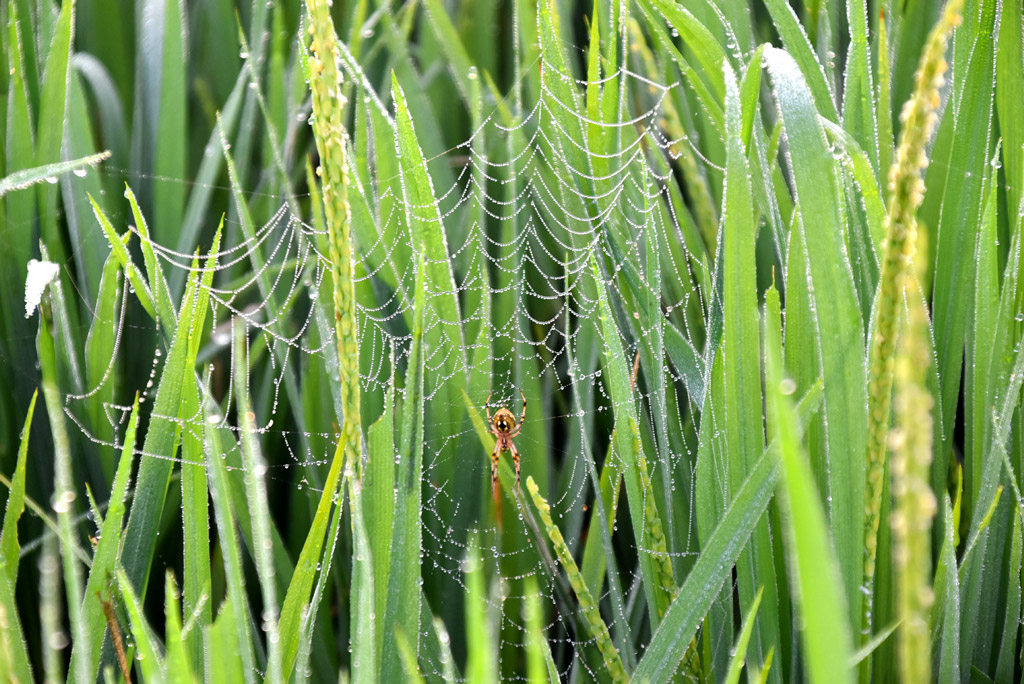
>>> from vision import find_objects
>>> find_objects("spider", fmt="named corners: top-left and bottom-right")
top-left (486, 390), bottom-right (527, 492)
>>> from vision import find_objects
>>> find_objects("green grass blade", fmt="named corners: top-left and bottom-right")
top-left (0, 150), bottom-right (110, 197)
top-left (723, 586), bottom-right (764, 684)
top-left (69, 395), bottom-right (140, 682)
top-left (3, 1), bottom-right (37, 319)
top-left (164, 571), bottom-right (193, 684)
top-left (61, 72), bottom-right (109, 304)
top-left (179, 369), bottom-right (212, 677)
top-left (119, 262), bottom-right (202, 601)
top-left (349, 476), bottom-right (377, 684)
top-left (929, 0), bottom-right (996, 478)
top-left (641, 0), bottom-right (726, 103)
top-left (765, 45), bottom-right (867, 622)
top-left (564, 333), bottom-right (633, 667)
top-left (821, 119), bottom-right (885, 251)
top-left (997, 0), bottom-right (1024, 222)
top-left (0, 560), bottom-right (33, 683)
top-left (89, 194), bottom-right (158, 320)
top-left (203, 405), bottom-right (258, 684)
top-left (960, 171), bottom-right (1002, 666)
top-left (0, 391), bottom-right (37, 684)
top-left (720, 59), bottom-right (780, 677)
top-left (37, 269), bottom-right (91, 684)
top-left (116, 567), bottom-right (165, 684)
top-left (523, 578), bottom-right (557, 684)
top-left (694, 349), bottom-right (731, 679)
top-left (233, 324), bottom-right (282, 683)
top-left (760, 0), bottom-right (837, 118)
top-left (396, 629), bottom-right (426, 684)
top-left (764, 285), bottom-right (855, 684)
top-left (526, 477), bottom-right (627, 682)
top-left (842, 0), bottom-right (879, 172)
top-left (740, 46), bottom-right (764, 150)
top-left (216, 114), bottom-right (322, 512)
top-left (39, 535), bottom-right (63, 683)
top-left (421, 0), bottom-right (474, 105)
top-left (278, 438), bottom-right (346, 675)
top-left (207, 597), bottom-right (247, 684)
top-left (390, 73), bottom-right (467, 450)
top-left (877, 11), bottom-right (894, 196)
top-left (849, 621), bottom-right (900, 667)
top-left (72, 53), bottom-right (128, 165)
top-left (464, 539), bottom-right (499, 684)
top-left (429, 617), bottom-right (457, 684)
top-left (125, 185), bottom-right (177, 329)
top-left (35, 0), bottom-right (74, 267)
top-left (579, 451), bottom-right (621, 603)
top-left (174, 68), bottom-right (245, 268)
top-left (633, 444), bottom-right (780, 683)
top-left (592, 254), bottom-right (674, 623)
top-left (0, 389), bottom-right (37, 579)
top-left (83, 251), bottom-right (121, 476)
top-left (365, 377), bottom-right (395, 661)
top-left (994, 508), bottom-right (1023, 681)
top-left (380, 252), bottom-right (425, 683)
top-left (932, 496), bottom-right (961, 683)
top-left (150, 0), bottom-right (187, 247)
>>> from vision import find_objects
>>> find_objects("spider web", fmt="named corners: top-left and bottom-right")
top-left (42, 12), bottom-right (736, 682)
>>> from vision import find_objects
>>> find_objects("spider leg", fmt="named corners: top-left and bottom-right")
top-left (508, 440), bottom-right (520, 486)
top-left (519, 389), bottom-right (527, 425)
top-left (485, 392), bottom-right (493, 424)
top-left (490, 439), bottom-right (503, 495)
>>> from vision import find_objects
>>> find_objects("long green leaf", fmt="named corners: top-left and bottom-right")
top-left (69, 396), bottom-right (140, 682)
top-left (365, 377), bottom-right (395, 661)
top-left (203, 398), bottom-right (258, 684)
top-left (842, 0), bottom-right (879, 172)
top-left (720, 59), bottom-right (781, 678)
top-left (119, 262), bottom-right (203, 601)
top-left (0, 390), bottom-right (37, 579)
top-left (764, 285), bottom-right (854, 684)
top-left (0, 392), bottom-right (37, 684)
top-left (3, 0), bottom-right (37, 326)
top-left (995, 508), bottom-right (1023, 681)
top-left (0, 150), bottom-right (110, 197)
top-left (633, 445), bottom-right (780, 682)
top-left (380, 251), bottom-right (426, 683)
top-left (116, 567), bottom-right (164, 684)
top-left (37, 264), bottom-right (90, 684)
top-left (164, 571), bottom-right (192, 684)
top-left (724, 586), bottom-right (764, 684)
top-left (765, 45), bottom-right (867, 621)
top-left (233, 323), bottom-right (281, 683)
top-left (349, 476), bottom-right (377, 684)
top-left (760, 0), bottom-right (837, 119)
top-left (592, 253), bottom-right (674, 623)
top-left (997, 0), bottom-right (1024, 222)
top-left (35, 0), bottom-right (75, 267)
top-left (150, 0), bottom-right (187, 247)
top-left (929, 0), bottom-right (996, 485)
top-left (932, 496), bottom-right (961, 683)
top-left (0, 560), bottom-right (32, 684)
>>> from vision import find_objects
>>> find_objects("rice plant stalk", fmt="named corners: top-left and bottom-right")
top-left (37, 275), bottom-right (90, 684)
top-left (525, 477), bottom-right (628, 683)
top-left (304, 0), bottom-right (362, 476)
top-left (890, 246), bottom-right (937, 684)
top-left (632, 419), bottom-right (678, 609)
top-left (862, 0), bottom-right (962, 639)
